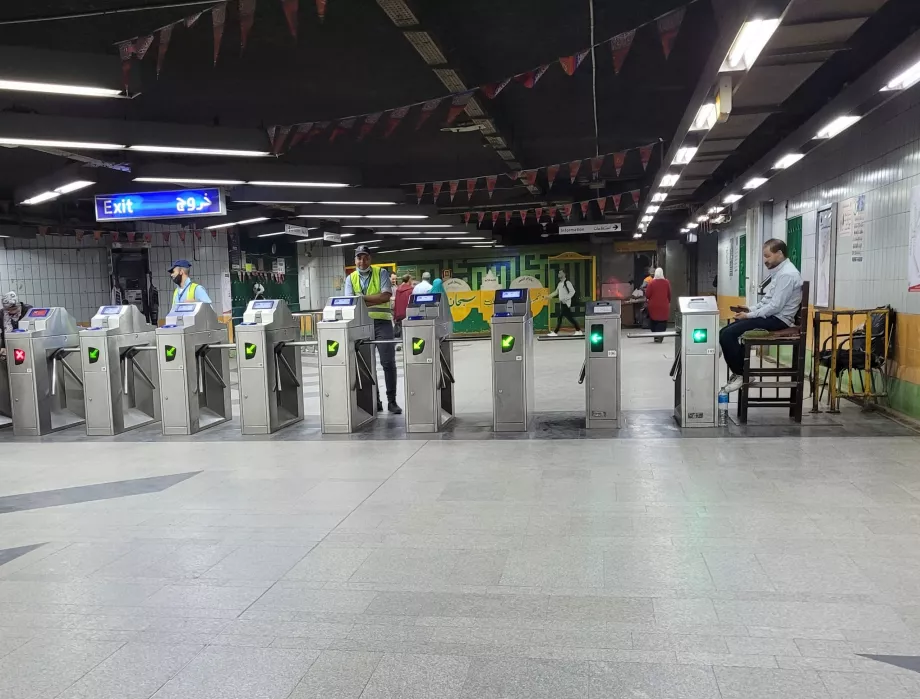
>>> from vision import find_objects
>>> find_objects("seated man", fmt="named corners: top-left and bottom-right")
top-left (720, 239), bottom-right (803, 393)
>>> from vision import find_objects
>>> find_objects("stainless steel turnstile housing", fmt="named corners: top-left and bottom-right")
top-left (156, 302), bottom-right (232, 435)
top-left (81, 305), bottom-right (160, 436)
top-left (6, 307), bottom-right (85, 436)
top-left (236, 299), bottom-right (304, 435)
top-left (491, 289), bottom-right (534, 432)
top-left (584, 300), bottom-right (623, 429)
top-left (402, 292), bottom-right (455, 433)
top-left (317, 296), bottom-right (377, 434)
top-left (0, 359), bottom-right (11, 428)
top-left (675, 296), bottom-right (721, 428)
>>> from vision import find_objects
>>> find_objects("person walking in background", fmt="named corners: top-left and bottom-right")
top-left (548, 269), bottom-right (582, 337)
top-left (645, 268), bottom-right (672, 342)
top-left (393, 274), bottom-right (414, 339)
top-left (0, 292), bottom-right (32, 360)
top-left (414, 272), bottom-right (433, 294)
top-left (431, 277), bottom-right (445, 296)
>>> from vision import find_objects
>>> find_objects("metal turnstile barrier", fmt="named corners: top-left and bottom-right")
top-left (491, 289), bottom-right (534, 432)
top-left (80, 305), bottom-right (159, 436)
top-left (584, 300), bottom-right (623, 428)
top-left (402, 292), bottom-right (455, 433)
top-left (6, 307), bottom-right (85, 436)
top-left (0, 358), bottom-right (11, 428)
top-left (317, 296), bottom-right (377, 434)
top-left (156, 302), bottom-right (232, 435)
top-left (236, 300), bottom-right (305, 435)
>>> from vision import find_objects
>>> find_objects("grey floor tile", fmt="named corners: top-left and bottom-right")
top-left (500, 548), bottom-right (604, 588)
top-left (756, 554), bottom-right (881, 595)
top-left (287, 650), bottom-right (382, 698)
top-left (819, 671), bottom-right (919, 699)
top-left (702, 551), bottom-right (776, 592)
top-left (0, 638), bottom-right (125, 699)
top-left (250, 586), bottom-right (378, 614)
top-left (360, 653), bottom-right (471, 699)
top-left (713, 667), bottom-right (832, 699)
top-left (282, 546), bottom-right (374, 582)
top-left (200, 545), bottom-right (315, 581)
top-left (588, 661), bottom-right (721, 698)
top-left (461, 657), bottom-right (590, 698)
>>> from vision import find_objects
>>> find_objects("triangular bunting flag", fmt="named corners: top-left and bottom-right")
top-left (116, 41), bottom-right (134, 90)
top-left (477, 211), bottom-right (487, 225)
top-left (535, 208), bottom-right (543, 221)
top-left (491, 211), bottom-right (500, 225)
top-left (548, 206), bottom-right (557, 220)
top-left (562, 204), bottom-right (573, 220)
top-left (546, 164), bottom-right (560, 188)
top-left (179, 230), bottom-right (187, 242)
top-left (507, 171), bottom-right (520, 182)
top-left (519, 209), bottom-right (529, 223)
top-left (580, 201), bottom-right (590, 217)
top-left (481, 78), bottom-right (510, 99)
top-left (445, 91), bottom-right (474, 125)
top-left (384, 106), bottom-right (410, 138)
top-left (658, 7), bottom-right (686, 59)
top-left (597, 197), bottom-right (607, 215)
top-left (463, 212), bottom-right (471, 224)
top-left (239, 0), bottom-right (257, 54)
top-left (157, 24), bottom-right (174, 78)
top-left (639, 144), bottom-right (654, 171)
top-left (591, 155), bottom-right (605, 179)
top-left (127, 232), bottom-right (136, 243)
top-left (416, 183), bottom-right (426, 204)
top-left (315, 0), bottom-right (327, 22)
top-left (93, 229), bottom-right (103, 241)
top-left (432, 182), bottom-right (443, 200)
top-left (609, 29), bottom-right (636, 75)
top-left (416, 97), bottom-right (444, 130)
top-left (514, 64), bottom-right (549, 89)
top-left (357, 112), bottom-right (383, 141)
top-left (522, 170), bottom-right (538, 188)
top-left (162, 231), bottom-right (170, 243)
top-left (144, 233), bottom-right (153, 242)
top-left (287, 122), bottom-right (314, 149)
top-left (631, 189), bottom-right (641, 206)
top-left (270, 125), bottom-right (291, 154)
top-left (466, 178), bottom-right (477, 201)
top-left (281, 0), bottom-right (299, 38)
top-left (329, 117), bottom-right (356, 143)
top-left (194, 229), bottom-right (202, 240)
top-left (612, 193), bottom-right (623, 211)
top-left (486, 175), bottom-right (498, 199)
top-left (134, 35), bottom-right (154, 60)
top-left (504, 211), bottom-right (512, 225)
top-left (74, 229), bottom-right (84, 242)
top-left (559, 49), bottom-right (589, 76)
top-left (613, 151), bottom-right (627, 177)
top-left (212, 2), bottom-right (228, 66)
top-left (211, 229), bottom-right (217, 238)
top-left (449, 180), bottom-right (460, 202)
top-left (186, 10), bottom-right (204, 27)
top-left (569, 159), bottom-right (582, 183)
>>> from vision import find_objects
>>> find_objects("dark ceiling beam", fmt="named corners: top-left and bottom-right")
top-left (731, 105), bottom-right (784, 117)
top-left (763, 42), bottom-right (852, 59)
top-left (0, 0), bottom-right (215, 25)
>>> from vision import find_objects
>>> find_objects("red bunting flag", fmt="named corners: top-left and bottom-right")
top-left (269, 125), bottom-right (291, 154)
top-left (93, 229), bottom-right (103, 241)
top-left (639, 144), bottom-right (654, 171)
top-left (559, 49), bottom-right (590, 76)
top-left (357, 112), bottom-right (382, 141)
top-left (144, 233), bottom-right (153, 243)
top-left (535, 208), bottom-right (543, 221)
top-left (157, 24), bottom-right (173, 78)
top-left (134, 35), bottom-right (154, 60)
top-left (162, 231), bottom-right (170, 243)
top-left (185, 9), bottom-right (204, 27)
top-left (569, 159), bottom-right (582, 183)
top-left (658, 7), bottom-right (686, 59)
top-left (127, 232), bottom-right (136, 243)
top-left (486, 175), bottom-right (498, 199)
top-left (548, 206), bottom-right (557, 220)
top-left (179, 230), bottom-right (187, 243)
top-left (580, 201), bottom-right (590, 217)
top-left (75, 230), bottom-right (84, 242)
top-left (415, 184), bottom-right (426, 204)
top-left (546, 164), bottom-right (560, 188)
top-left (466, 178), bottom-right (477, 201)
top-left (194, 229), bottom-right (202, 240)
top-left (329, 117), bottom-right (355, 143)
top-left (432, 182), bottom-right (443, 200)
top-left (609, 30), bottom-right (636, 75)
top-left (519, 209), bottom-right (529, 223)
top-left (612, 193), bottom-right (623, 211)
top-left (597, 197), bottom-right (607, 215)
top-left (281, 0), bottom-right (299, 38)
top-left (212, 2), bottom-right (227, 66)
top-left (591, 155), bottom-right (605, 179)
top-left (562, 204), bottom-right (573, 220)
top-left (481, 79), bottom-right (510, 99)
top-left (383, 106), bottom-right (410, 138)
top-left (522, 170), bottom-right (538, 188)
top-left (491, 211), bottom-right (500, 225)
top-left (117, 41), bottom-right (134, 89)
top-left (416, 98), bottom-right (444, 130)
top-left (239, 0), bottom-right (257, 54)
top-left (613, 151), bottom-right (627, 177)
top-left (504, 211), bottom-right (512, 225)
top-left (211, 229), bottom-right (217, 238)
top-left (477, 211), bottom-right (487, 225)
top-left (463, 212), bottom-right (471, 224)
top-left (445, 91), bottom-right (474, 124)
top-left (306, 121), bottom-right (329, 142)
top-left (287, 122), bottom-right (313, 149)
top-left (514, 64), bottom-right (549, 89)
top-left (449, 180), bottom-right (460, 202)
top-left (631, 189), bottom-right (641, 206)
top-left (315, 0), bottom-right (327, 21)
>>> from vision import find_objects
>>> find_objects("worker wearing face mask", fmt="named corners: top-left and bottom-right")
top-left (168, 259), bottom-right (212, 310)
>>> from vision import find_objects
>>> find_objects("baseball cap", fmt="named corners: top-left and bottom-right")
top-left (354, 245), bottom-right (371, 256)
top-left (168, 259), bottom-right (192, 272)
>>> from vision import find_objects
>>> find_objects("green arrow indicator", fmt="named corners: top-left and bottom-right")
top-left (87, 347), bottom-right (100, 364)
top-left (326, 340), bottom-right (340, 357)
top-left (165, 345), bottom-right (177, 362)
top-left (412, 338), bottom-right (426, 355)
top-left (501, 334), bottom-right (515, 353)
top-left (244, 342), bottom-right (258, 360)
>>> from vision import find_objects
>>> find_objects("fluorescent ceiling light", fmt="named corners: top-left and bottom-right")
top-left (134, 177), bottom-right (246, 185)
top-left (721, 18), bottom-right (781, 72)
top-left (204, 217), bottom-right (270, 229)
top-left (343, 224), bottom-right (397, 228)
top-left (297, 214), bottom-right (363, 219)
top-left (697, 215), bottom-right (710, 222)
top-left (295, 237), bottom-right (322, 243)
top-left (402, 237), bottom-right (440, 241)
top-left (651, 192), bottom-right (668, 203)
top-left (0, 137), bottom-right (124, 149)
top-left (332, 238), bottom-right (383, 247)
top-left (882, 59), bottom-right (920, 91)
top-left (318, 201), bottom-right (396, 206)
top-left (633, 233), bottom-right (643, 239)
top-left (723, 194), bottom-right (742, 204)
top-left (473, 244), bottom-right (497, 248)
top-left (54, 180), bottom-right (94, 194)
top-left (660, 173), bottom-right (680, 187)
top-left (129, 145), bottom-right (270, 157)
top-left (708, 206), bottom-right (723, 214)
top-left (646, 205), bottom-right (660, 214)
top-left (690, 102), bottom-right (718, 131)
top-left (641, 215), bottom-right (653, 222)
top-left (382, 247), bottom-right (423, 253)
top-left (365, 214), bottom-right (428, 219)
top-left (257, 231), bottom-right (287, 238)
top-left (815, 116), bottom-right (861, 140)
top-left (402, 224), bottom-right (453, 228)
top-left (0, 79), bottom-right (123, 98)
top-left (248, 181), bottom-right (349, 187)
top-left (774, 153), bottom-right (804, 170)
top-left (744, 177), bottom-right (768, 190)
top-left (673, 146), bottom-right (698, 165)
top-left (680, 227), bottom-right (689, 233)
top-left (339, 233), bottom-right (355, 238)
top-left (424, 230), bottom-right (467, 234)
top-left (21, 191), bottom-right (60, 205)
top-left (687, 222), bottom-right (699, 229)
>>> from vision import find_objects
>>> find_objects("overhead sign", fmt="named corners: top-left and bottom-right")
top-left (323, 231), bottom-right (342, 243)
top-left (95, 188), bottom-right (225, 222)
top-left (559, 222), bottom-right (623, 236)
top-left (285, 224), bottom-right (312, 237)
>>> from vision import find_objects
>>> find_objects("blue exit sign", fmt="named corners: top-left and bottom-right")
top-left (94, 188), bottom-right (225, 222)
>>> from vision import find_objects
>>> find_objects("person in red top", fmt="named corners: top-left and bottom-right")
top-left (644, 267), bottom-right (672, 343)
top-left (393, 274), bottom-right (415, 339)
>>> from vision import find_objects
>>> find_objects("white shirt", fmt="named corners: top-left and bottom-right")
top-left (748, 259), bottom-right (803, 326)
top-left (414, 280), bottom-right (433, 294)
top-left (552, 280), bottom-right (575, 307)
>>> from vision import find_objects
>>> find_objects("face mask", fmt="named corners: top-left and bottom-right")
top-left (172, 275), bottom-right (183, 287)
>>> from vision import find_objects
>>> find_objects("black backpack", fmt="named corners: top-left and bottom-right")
top-left (566, 281), bottom-right (580, 308)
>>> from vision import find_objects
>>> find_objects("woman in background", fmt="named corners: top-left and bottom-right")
top-left (644, 268), bottom-right (672, 343)
top-left (431, 278), bottom-right (445, 296)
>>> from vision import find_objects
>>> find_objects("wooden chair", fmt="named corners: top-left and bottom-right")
top-left (737, 281), bottom-right (810, 424)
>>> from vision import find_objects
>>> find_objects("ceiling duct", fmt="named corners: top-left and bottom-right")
top-left (375, 0), bottom-right (419, 27)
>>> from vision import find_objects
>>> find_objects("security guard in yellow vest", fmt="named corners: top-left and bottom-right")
top-left (344, 246), bottom-right (402, 414)
top-left (169, 259), bottom-right (212, 309)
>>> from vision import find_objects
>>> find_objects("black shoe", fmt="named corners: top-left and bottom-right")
top-left (376, 403), bottom-right (384, 413)
top-left (388, 401), bottom-right (403, 415)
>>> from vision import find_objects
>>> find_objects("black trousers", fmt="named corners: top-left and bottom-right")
top-left (374, 319), bottom-right (398, 403)
top-left (719, 316), bottom-right (788, 376)
top-left (554, 303), bottom-right (581, 332)
top-left (650, 319), bottom-right (667, 342)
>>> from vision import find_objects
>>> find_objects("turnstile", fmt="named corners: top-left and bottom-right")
top-left (674, 296), bottom-right (721, 428)
top-left (235, 300), bottom-right (304, 435)
top-left (491, 289), bottom-right (534, 432)
top-left (80, 305), bottom-right (160, 436)
top-left (583, 300), bottom-right (623, 429)
top-left (402, 292), bottom-right (455, 433)
top-left (5, 307), bottom-right (85, 436)
top-left (317, 296), bottom-right (377, 434)
top-left (156, 302), bottom-right (232, 435)
top-left (0, 359), bottom-right (11, 428)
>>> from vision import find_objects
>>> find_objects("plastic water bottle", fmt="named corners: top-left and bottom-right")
top-left (718, 390), bottom-right (729, 427)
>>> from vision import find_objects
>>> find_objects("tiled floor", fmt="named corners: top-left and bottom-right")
top-left (1, 335), bottom-right (920, 697)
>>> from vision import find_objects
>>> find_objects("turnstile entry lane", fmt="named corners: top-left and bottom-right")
top-left (236, 300), bottom-right (304, 435)
top-left (156, 302), bottom-right (232, 436)
top-left (402, 292), bottom-right (455, 433)
top-left (80, 305), bottom-right (160, 436)
top-left (491, 289), bottom-right (534, 432)
top-left (6, 307), bottom-right (85, 436)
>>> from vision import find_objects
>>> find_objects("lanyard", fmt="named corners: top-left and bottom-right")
top-left (358, 270), bottom-right (373, 294)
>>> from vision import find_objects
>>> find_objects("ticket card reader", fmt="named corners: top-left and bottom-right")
top-left (491, 289), bottom-right (534, 432)
top-left (80, 305), bottom-right (159, 436)
top-left (236, 300), bottom-right (304, 435)
top-left (402, 293), bottom-right (455, 433)
top-left (156, 302), bottom-right (231, 435)
top-left (583, 300), bottom-right (623, 429)
top-left (675, 297), bottom-right (721, 428)
top-left (6, 307), bottom-right (85, 436)
top-left (317, 296), bottom-right (377, 434)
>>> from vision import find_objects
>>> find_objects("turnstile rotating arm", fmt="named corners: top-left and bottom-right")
top-left (353, 348), bottom-right (376, 391)
top-left (578, 360), bottom-right (587, 385)
top-left (275, 348), bottom-right (302, 389)
top-left (626, 331), bottom-right (680, 339)
top-left (126, 354), bottom-right (156, 393)
top-left (51, 347), bottom-right (83, 396)
top-left (199, 352), bottom-right (228, 390)
top-left (438, 345), bottom-right (456, 389)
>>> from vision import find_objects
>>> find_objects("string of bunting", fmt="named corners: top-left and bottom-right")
top-left (35, 227), bottom-right (220, 244)
top-left (114, 0), bottom-right (325, 88)
top-left (268, 3), bottom-right (691, 152)
top-left (461, 189), bottom-right (645, 228)
top-left (409, 142), bottom-right (659, 204)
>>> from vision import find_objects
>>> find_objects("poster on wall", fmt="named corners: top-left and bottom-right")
top-left (838, 198), bottom-right (854, 238)
top-left (815, 206), bottom-right (836, 308)
top-left (910, 185), bottom-right (920, 291)
top-left (851, 194), bottom-right (866, 263)
top-left (220, 272), bottom-right (232, 314)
